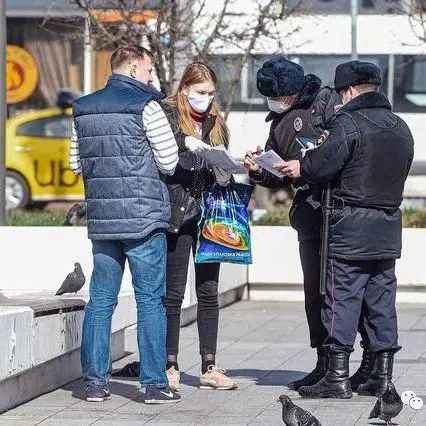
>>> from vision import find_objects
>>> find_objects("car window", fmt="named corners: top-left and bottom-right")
top-left (17, 115), bottom-right (73, 138)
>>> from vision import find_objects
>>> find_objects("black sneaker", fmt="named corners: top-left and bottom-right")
top-left (144, 386), bottom-right (181, 404)
top-left (85, 384), bottom-right (111, 402)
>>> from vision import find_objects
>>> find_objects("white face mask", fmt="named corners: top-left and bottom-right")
top-left (187, 92), bottom-right (213, 113)
top-left (267, 98), bottom-right (292, 114)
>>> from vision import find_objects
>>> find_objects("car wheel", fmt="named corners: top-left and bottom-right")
top-left (5, 171), bottom-right (30, 210)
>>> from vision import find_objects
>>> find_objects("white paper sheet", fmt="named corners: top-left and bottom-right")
top-left (254, 150), bottom-right (285, 178)
top-left (197, 147), bottom-right (246, 173)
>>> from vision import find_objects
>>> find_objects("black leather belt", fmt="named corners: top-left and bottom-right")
top-left (331, 197), bottom-right (398, 212)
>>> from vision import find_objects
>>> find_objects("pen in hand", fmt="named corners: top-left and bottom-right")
top-left (244, 146), bottom-right (264, 172)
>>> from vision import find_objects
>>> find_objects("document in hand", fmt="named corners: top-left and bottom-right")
top-left (253, 150), bottom-right (285, 178)
top-left (197, 147), bottom-right (246, 173)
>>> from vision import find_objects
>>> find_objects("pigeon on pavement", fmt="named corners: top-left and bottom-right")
top-left (56, 262), bottom-right (86, 295)
top-left (278, 394), bottom-right (322, 426)
top-left (369, 383), bottom-right (403, 426)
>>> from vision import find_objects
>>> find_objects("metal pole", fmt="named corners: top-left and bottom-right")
top-left (387, 54), bottom-right (395, 107)
top-left (320, 185), bottom-right (331, 296)
top-left (351, 0), bottom-right (358, 60)
top-left (0, 0), bottom-right (7, 225)
top-left (83, 17), bottom-right (92, 95)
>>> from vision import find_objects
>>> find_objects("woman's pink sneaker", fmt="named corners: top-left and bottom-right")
top-left (199, 365), bottom-right (238, 390)
top-left (166, 366), bottom-right (181, 392)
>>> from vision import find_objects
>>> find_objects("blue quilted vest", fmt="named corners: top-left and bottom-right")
top-left (73, 74), bottom-right (171, 240)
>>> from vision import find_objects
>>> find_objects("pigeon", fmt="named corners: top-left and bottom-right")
top-left (278, 394), bottom-right (322, 426)
top-left (112, 361), bottom-right (140, 377)
top-left (56, 262), bottom-right (86, 295)
top-left (369, 383), bottom-right (404, 426)
top-left (64, 203), bottom-right (87, 226)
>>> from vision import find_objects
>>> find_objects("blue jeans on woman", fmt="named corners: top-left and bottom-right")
top-left (81, 231), bottom-right (168, 388)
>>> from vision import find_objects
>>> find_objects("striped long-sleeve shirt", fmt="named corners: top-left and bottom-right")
top-left (69, 100), bottom-right (179, 176)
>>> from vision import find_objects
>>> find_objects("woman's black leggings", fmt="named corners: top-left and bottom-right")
top-left (165, 220), bottom-right (220, 356)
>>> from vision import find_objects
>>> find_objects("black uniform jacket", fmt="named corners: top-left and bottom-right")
top-left (250, 74), bottom-right (341, 241)
top-left (301, 91), bottom-right (414, 260)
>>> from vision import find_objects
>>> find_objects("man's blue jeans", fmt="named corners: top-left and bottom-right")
top-left (81, 232), bottom-right (168, 388)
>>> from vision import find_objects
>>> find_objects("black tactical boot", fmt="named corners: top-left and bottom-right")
top-left (298, 351), bottom-right (353, 399)
top-left (350, 343), bottom-right (376, 392)
top-left (357, 351), bottom-right (394, 396)
top-left (287, 347), bottom-right (328, 390)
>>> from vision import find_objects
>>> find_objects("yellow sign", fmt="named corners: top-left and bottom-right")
top-left (6, 45), bottom-right (39, 104)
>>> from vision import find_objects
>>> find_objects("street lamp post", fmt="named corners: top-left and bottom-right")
top-left (351, 0), bottom-right (358, 60)
top-left (0, 0), bottom-right (6, 225)
top-left (83, 17), bottom-right (92, 95)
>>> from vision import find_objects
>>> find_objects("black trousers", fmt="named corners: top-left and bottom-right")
top-left (299, 239), bottom-right (328, 348)
top-left (165, 220), bottom-right (220, 356)
top-left (299, 239), bottom-right (370, 349)
top-left (322, 257), bottom-right (401, 354)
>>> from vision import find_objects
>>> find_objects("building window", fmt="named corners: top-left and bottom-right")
top-left (288, 0), bottom-right (404, 15)
top-left (393, 55), bottom-right (426, 112)
top-left (211, 53), bottom-right (413, 112)
top-left (244, 55), bottom-right (274, 104)
top-left (292, 55), bottom-right (351, 87)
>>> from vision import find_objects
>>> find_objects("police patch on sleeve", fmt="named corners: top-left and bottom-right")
top-left (294, 117), bottom-right (303, 132)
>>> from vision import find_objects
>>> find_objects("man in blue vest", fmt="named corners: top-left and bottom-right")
top-left (72, 46), bottom-right (180, 404)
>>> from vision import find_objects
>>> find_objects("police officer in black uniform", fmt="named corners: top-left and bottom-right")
top-left (277, 60), bottom-right (414, 399)
top-left (244, 56), bottom-right (343, 390)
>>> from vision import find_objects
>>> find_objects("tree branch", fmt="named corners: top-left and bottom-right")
top-left (199, 0), bottom-right (232, 59)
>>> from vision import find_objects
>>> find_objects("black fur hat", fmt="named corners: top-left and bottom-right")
top-left (257, 56), bottom-right (305, 97)
top-left (334, 60), bottom-right (382, 91)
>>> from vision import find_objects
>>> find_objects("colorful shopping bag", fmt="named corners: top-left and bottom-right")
top-left (195, 183), bottom-right (253, 264)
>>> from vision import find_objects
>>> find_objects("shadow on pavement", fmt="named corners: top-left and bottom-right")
top-left (62, 379), bottom-right (141, 401)
top-left (180, 369), bottom-right (307, 388)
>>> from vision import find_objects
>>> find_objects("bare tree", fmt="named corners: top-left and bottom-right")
top-left (67, 0), bottom-right (304, 117)
top-left (405, 0), bottom-right (426, 43)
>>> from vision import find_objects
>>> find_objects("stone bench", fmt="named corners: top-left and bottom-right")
top-left (0, 292), bottom-right (135, 413)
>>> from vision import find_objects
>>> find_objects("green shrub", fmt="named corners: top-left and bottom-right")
top-left (6, 206), bottom-right (426, 228)
top-left (6, 209), bottom-right (66, 226)
top-left (402, 208), bottom-right (426, 228)
top-left (253, 208), bottom-right (291, 226)
top-left (253, 207), bottom-right (426, 228)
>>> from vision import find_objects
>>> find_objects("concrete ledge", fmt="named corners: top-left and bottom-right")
top-left (249, 282), bottom-right (426, 303)
top-left (0, 296), bottom-right (86, 315)
top-left (0, 292), bottom-right (136, 413)
top-left (0, 329), bottom-right (126, 414)
top-left (0, 307), bottom-right (33, 382)
top-left (249, 226), bottom-right (426, 291)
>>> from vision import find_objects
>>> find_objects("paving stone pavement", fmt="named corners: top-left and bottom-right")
top-left (2, 301), bottom-right (426, 425)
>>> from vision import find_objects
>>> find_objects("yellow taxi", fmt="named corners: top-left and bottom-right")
top-left (6, 107), bottom-right (84, 209)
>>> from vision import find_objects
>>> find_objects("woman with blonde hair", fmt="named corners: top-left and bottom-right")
top-left (162, 62), bottom-right (237, 391)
